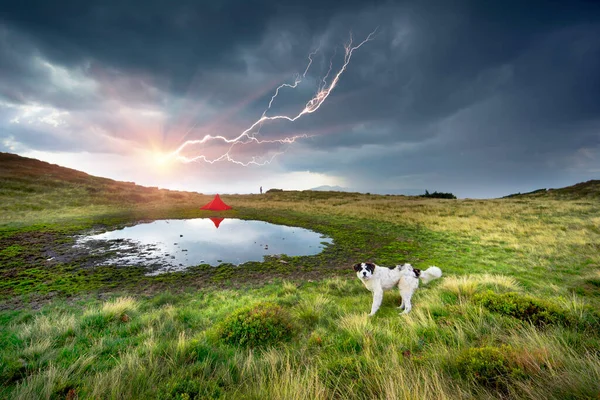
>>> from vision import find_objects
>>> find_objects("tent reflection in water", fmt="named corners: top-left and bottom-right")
top-left (209, 217), bottom-right (225, 229)
top-left (200, 195), bottom-right (231, 229)
top-left (200, 194), bottom-right (232, 211)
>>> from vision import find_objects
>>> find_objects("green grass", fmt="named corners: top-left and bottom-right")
top-left (1, 281), bottom-right (599, 399)
top-left (1, 152), bottom-right (599, 398)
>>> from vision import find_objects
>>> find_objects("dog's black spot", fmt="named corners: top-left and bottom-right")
top-left (365, 263), bottom-right (376, 273)
top-left (413, 268), bottom-right (421, 278)
top-left (353, 263), bottom-right (362, 272)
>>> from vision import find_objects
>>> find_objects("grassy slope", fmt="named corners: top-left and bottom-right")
top-left (0, 152), bottom-right (215, 227)
top-left (503, 179), bottom-right (600, 199)
top-left (1, 152), bottom-right (599, 399)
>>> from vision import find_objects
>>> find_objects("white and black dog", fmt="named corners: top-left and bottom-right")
top-left (354, 262), bottom-right (442, 315)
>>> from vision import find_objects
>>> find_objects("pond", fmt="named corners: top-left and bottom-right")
top-left (76, 218), bottom-right (333, 275)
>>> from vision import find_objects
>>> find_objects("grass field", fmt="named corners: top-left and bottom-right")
top-left (1, 152), bottom-right (599, 399)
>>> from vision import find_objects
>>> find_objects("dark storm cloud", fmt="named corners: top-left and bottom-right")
top-left (1, 0), bottom-right (599, 197)
top-left (0, 0), bottom-right (384, 94)
top-left (265, 0), bottom-right (600, 198)
top-left (302, 1), bottom-right (600, 148)
top-left (215, 0), bottom-right (600, 158)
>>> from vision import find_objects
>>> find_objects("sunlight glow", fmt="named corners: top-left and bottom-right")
top-left (153, 151), bottom-right (170, 166)
top-left (150, 150), bottom-right (173, 169)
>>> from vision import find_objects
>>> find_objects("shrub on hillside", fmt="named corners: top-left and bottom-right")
top-left (265, 188), bottom-right (283, 193)
top-left (217, 303), bottom-right (295, 347)
top-left (453, 346), bottom-right (521, 390)
top-left (473, 291), bottom-right (572, 327)
top-left (420, 190), bottom-right (457, 199)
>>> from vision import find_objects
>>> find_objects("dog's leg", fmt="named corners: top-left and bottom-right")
top-left (399, 288), bottom-right (413, 314)
top-left (369, 286), bottom-right (384, 316)
top-left (397, 287), bottom-right (405, 310)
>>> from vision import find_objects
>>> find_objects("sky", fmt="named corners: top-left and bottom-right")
top-left (1, 0), bottom-right (599, 198)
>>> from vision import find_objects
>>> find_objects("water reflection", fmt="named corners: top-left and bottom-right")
top-left (209, 217), bottom-right (224, 228)
top-left (77, 218), bottom-right (333, 275)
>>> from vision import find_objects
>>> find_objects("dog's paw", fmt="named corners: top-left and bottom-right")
top-left (368, 313), bottom-right (376, 317)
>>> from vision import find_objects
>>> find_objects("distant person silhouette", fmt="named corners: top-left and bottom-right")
top-left (260, 186), bottom-right (263, 194)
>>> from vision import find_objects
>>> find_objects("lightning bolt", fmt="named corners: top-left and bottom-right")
top-left (264, 46), bottom-right (319, 115)
top-left (169, 29), bottom-right (377, 166)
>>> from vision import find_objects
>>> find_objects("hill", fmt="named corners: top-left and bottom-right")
top-left (549, 179), bottom-right (600, 198)
top-left (502, 180), bottom-right (600, 199)
top-left (0, 152), bottom-right (204, 216)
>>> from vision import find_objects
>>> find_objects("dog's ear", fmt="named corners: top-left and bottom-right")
top-left (413, 268), bottom-right (421, 278)
top-left (353, 263), bottom-right (362, 272)
top-left (365, 262), bottom-right (376, 273)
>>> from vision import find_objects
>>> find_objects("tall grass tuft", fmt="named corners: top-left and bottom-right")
top-left (282, 280), bottom-right (297, 294)
top-left (293, 294), bottom-right (330, 326)
top-left (100, 296), bottom-right (138, 320)
top-left (16, 313), bottom-right (77, 342)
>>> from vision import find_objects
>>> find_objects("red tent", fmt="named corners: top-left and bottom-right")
top-left (200, 194), bottom-right (232, 211)
top-left (209, 217), bottom-right (225, 228)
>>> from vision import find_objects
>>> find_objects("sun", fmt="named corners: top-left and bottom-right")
top-left (143, 148), bottom-right (174, 170)
top-left (153, 151), bottom-right (171, 166)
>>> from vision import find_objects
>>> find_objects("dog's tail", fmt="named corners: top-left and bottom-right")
top-left (420, 266), bottom-right (442, 284)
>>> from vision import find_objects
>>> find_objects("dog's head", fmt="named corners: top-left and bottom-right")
top-left (353, 262), bottom-right (376, 280)
top-left (398, 263), bottom-right (421, 278)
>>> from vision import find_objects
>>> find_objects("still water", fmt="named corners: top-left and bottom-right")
top-left (77, 218), bottom-right (332, 275)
